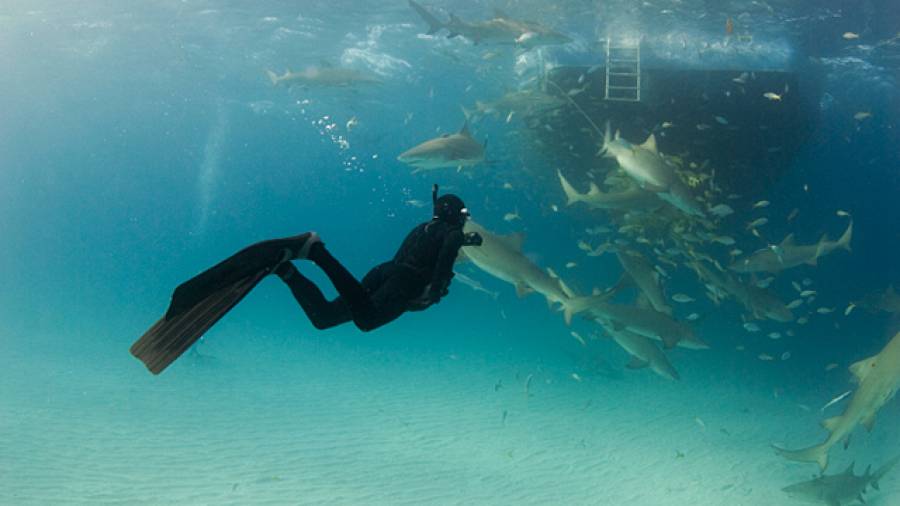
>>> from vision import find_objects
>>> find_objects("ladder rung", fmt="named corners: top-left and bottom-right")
top-left (609, 72), bottom-right (639, 76)
top-left (609, 58), bottom-right (639, 63)
top-left (607, 86), bottom-right (639, 90)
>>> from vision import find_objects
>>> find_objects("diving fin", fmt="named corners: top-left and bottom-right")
top-left (131, 233), bottom-right (315, 374)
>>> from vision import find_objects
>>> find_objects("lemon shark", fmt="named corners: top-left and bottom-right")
top-left (730, 222), bottom-right (852, 273)
top-left (557, 170), bottom-right (659, 211)
top-left (775, 331), bottom-right (900, 471)
top-left (265, 66), bottom-right (380, 87)
top-left (600, 123), bottom-right (705, 218)
top-left (689, 259), bottom-right (793, 322)
top-left (459, 220), bottom-right (578, 321)
top-left (615, 249), bottom-right (673, 316)
top-left (397, 121), bottom-right (486, 172)
top-left (566, 295), bottom-right (707, 350)
top-left (464, 89), bottom-right (566, 122)
top-left (597, 321), bottom-right (680, 381)
top-left (781, 457), bottom-right (899, 506)
top-left (409, 0), bottom-right (571, 48)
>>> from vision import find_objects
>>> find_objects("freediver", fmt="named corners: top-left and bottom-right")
top-left (130, 184), bottom-right (483, 374)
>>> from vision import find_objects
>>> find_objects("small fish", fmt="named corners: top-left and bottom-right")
top-left (786, 330), bottom-right (795, 337)
top-left (503, 210), bottom-right (520, 221)
top-left (743, 322), bottom-right (761, 332)
top-left (844, 303), bottom-right (856, 316)
top-left (732, 72), bottom-right (749, 84)
top-left (565, 262), bottom-right (577, 269)
top-left (787, 208), bottom-right (799, 221)
top-left (781, 351), bottom-right (791, 361)
top-left (800, 290), bottom-right (817, 297)
top-left (763, 92), bottom-right (782, 101)
top-left (758, 353), bottom-right (775, 361)
top-left (714, 116), bottom-right (729, 125)
top-left (802, 278), bottom-right (813, 286)
top-left (729, 248), bottom-right (743, 257)
top-left (853, 111), bottom-right (871, 121)
top-left (756, 277), bottom-right (774, 288)
top-left (661, 121), bottom-right (675, 128)
top-left (695, 417), bottom-right (706, 430)
top-left (736, 345), bottom-right (746, 351)
top-left (820, 390), bottom-right (852, 412)
top-left (825, 363), bottom-right (838, 371)
top-left (524, 373), bottom-right (534, 398)
top-left (747, 217), bottom-right (769, 229)
top-left (752, 200), bottom-right (770, 208)
top-left (696, 123), bottom-right (712, 131)
top-left (686, 312), bottom-right (701, 321)
top-left (654, 265), bottom-right (669, 278)
top-left (551, 204), bottom-right (559, 212)
top-left (797, 316), bottom-right (809, 325)
top-left (571, 331), bottom-right (587, 347)
top-left (709, 203), bottom-right (734, 217)
top-left (502, 182), bottom-right (513, 190)
top-left (768, 332), bottom-right (782, 340)
top-left (842, 32), bottom-right (860, 40)
top-left (712, 235), bottom-right (736, 245)
top-left (672, 293), bottom-right (695, 303)
top-left (816, 307), bottom-right (834, 314)
top-left (792, 281), bottom-right (803, 292)
top-left (786, 299), bottom-right (803, 309)
top-left (571, 372), bottom-right (583, 382)
top-left (405, 199), bottom-right (427, 208)
top-left (836, 209), bottom-right (851, 217)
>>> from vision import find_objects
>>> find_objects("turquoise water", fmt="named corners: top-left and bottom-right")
top-left (2, 1), bottom-right (899, 504)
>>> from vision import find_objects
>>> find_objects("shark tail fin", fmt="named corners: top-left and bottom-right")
top-left (409, 0), bottom-right (445, 35)
top-left (266, 69), bottom-right (280, 86)
top-left (600, 120), bottom-right (611, 156)
top-left (773, 443), bottom-right (830, 471)
top-left (836, 220), bottom-right (853, 252)
top-left (557, 170), bottom-right (582, 205)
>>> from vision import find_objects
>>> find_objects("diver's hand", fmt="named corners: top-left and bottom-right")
top-left (463, 231), bottom-right (483, 246)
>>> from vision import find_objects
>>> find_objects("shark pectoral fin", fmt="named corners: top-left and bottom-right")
top-left (849, 357), bottom-right (876, 383)
top-left (862, 413), bottom-right (876, 432)
top-left (515, 282), bottom-right (532, 298)
top-left (773, 443), bottom-right (830, 471)
top-left (822, 416), bottom-right (842, 433)
top-left (843, 434), bottom-right (852, 450)
top-left (626, 356), bottom-right (649, 369)
top-left (805, 255), bottom-right (819, 266)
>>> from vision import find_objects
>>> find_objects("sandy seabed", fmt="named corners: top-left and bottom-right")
top-left (2, 328), bottom-right (898, 506)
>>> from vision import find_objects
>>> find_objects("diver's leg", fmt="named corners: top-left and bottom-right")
top-left (274, 262), bottom-right (351, 330)
top-left (307, 243), bottom-right (381, 320)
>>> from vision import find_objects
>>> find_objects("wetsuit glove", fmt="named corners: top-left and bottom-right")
top-left (463, 231), bottom-right (483, 246)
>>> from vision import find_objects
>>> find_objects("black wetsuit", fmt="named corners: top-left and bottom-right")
top-left (276, 220), bottom-right (465, 331)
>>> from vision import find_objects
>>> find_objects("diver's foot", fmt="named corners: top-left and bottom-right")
top-left (295, 232), bottom-right (321, 260)
top-left (273, 260), bottom-right (298, 280)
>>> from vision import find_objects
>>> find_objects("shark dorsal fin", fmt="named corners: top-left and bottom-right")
top-left (614, 129), bottom-right (621, 140)
top-left (781, 233), bottom-right (796, 246)
top-left (459, 120), bottom-right (471, 137)
top-left (849, 356), bottom-right (877, 383)
top-left (845, 462), bottom-right (856, 475)
top-left (640, 133), bottom-right (659, 153)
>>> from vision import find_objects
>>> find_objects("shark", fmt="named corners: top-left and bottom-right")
top-left (597, 321), bottom-right (680, 381)
top-left (600, 123), bottom-right (706, 218)
top-left (775, 331), bottom-right (900, 471)
top-left (855, 285), bottom-right (900, 314)
top-left (730, 222), bottom-right (853, 273)
top-left (464, 89), bottom-right (566, 122)
top-left (566, 295), bottom-right (707, 350)
top-left (409, 1), bottom-right (571, 48)
top-left (265, 66), bottom-right (380, 88)
top-left (558, 170), bottom-right (660, 211)
top-left (459, 220), bottom-right (578, 320)
top-left (616, 249), bottom-right (673, 316)
top-left (397, 121), bottom-right (486, 172)
top-left (781, 457), bottom-right (899, 506)
top-left (689, 259), bottom-right (793, 322)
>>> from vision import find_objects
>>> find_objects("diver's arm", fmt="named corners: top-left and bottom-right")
top-left (428, 228), bottom-right (466, 299)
